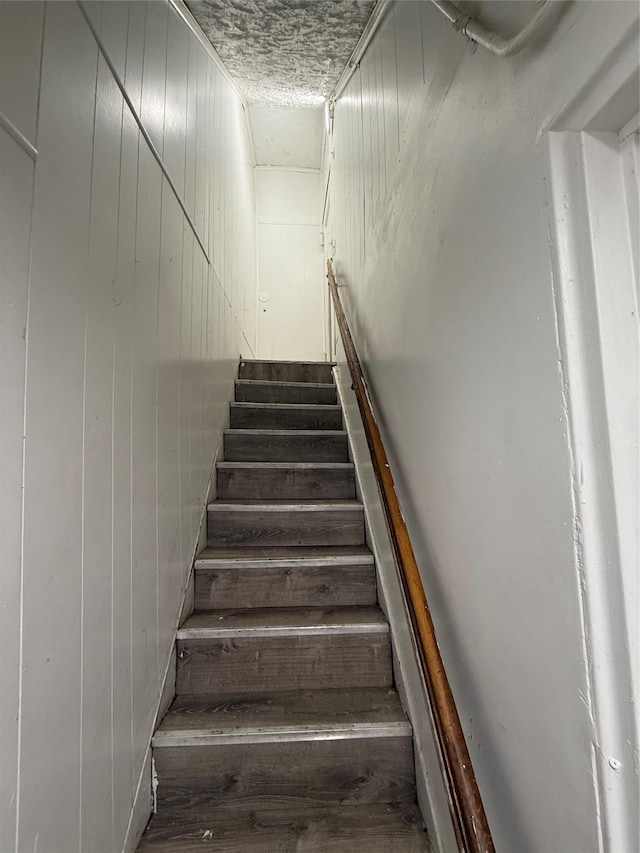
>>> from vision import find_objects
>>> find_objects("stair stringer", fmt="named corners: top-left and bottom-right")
top-left (333, 364), bottom-right (459, 853)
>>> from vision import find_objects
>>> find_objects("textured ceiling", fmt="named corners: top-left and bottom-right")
top-left (186, 0), bottom-right (376, 167)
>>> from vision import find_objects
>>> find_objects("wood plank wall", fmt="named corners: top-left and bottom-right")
top-left (0, 2), bottom-right (257, 850)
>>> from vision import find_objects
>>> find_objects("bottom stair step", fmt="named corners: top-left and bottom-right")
top-left (153, 736), bottom-right (416, 812)
top-left (138, 802), bottom-right (429, 852)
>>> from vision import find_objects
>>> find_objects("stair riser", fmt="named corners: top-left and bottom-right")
top-left (154, 736), bottom-right (415, 810)
top-left (207, 508), bottom-right (365, 547)
top-left (138, 804), bottom-right (427, 852)
top-left (176, 633), bottom-right (392, 693)
top-left (230, 405), bottom-right (342, 431)
top-left (216, 467), bottom-right (355, 500)
top-left (224, 431), bottom-right (349, 462)
top-left (235, 382), bottom-right (337, 405)
top-left (195, 564), bottom-right (377, 609)
top-left (239, 362), bottom-right (334, 384)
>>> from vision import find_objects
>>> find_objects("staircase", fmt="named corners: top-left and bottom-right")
top-left (138, 360), bottom-right (430, 852)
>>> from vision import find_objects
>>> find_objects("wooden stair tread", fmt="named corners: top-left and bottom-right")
top-left (217, 461), bottom-right (354, 469)
top-left (231, 402), bottom-right (341, 411)
top-left (178, 607), bottom-right (389, 637)
top-left (154, 687), bottom-right (409, 741)
top-left (230, 402), bottom-right (343, 430)
top-left (235, 382), bottom-right (338, 404)
top-left (138, 803), bottom-right (429, 851)
top-left (216, 462), bottom-right (356, 500)
top-left (196, 544), bottom-right (374, 566)
top-left (194, 547), bottom-right (377, 609)
top-left (238, 359), bottom-right (336, 385)
top-left (236, 379), bottom-right (336, 389)
top-left (239, 359), bottom-right (336, 365)
top-left (207, 502), bottom-right (365, 548)
top-left (208, 500), bottom-right (362, 509)
top-left (224, 428), bottom-right (347, 435)
top-left (223, 429), bottom-right (350, 462)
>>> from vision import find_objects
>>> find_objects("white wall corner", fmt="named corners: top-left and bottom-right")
top-left (121, 747), bottom-right (153, 853)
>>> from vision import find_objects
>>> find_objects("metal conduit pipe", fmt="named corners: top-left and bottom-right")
top-left (430, 0), bottom-right (556, 57)
top-left (330, 0), bottom-right (558, 107)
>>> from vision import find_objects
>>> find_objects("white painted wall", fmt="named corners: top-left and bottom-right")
top-left (0, 2), bottom-right (256, 851)
top-left (255, 167), bottom-right (326, 360)
top-left (250, 103), bottom-right (324, 169)
top-left (325, 2), bottom-right (639, 851)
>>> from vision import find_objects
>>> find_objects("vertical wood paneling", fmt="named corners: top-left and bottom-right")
top-left (111, 106), bottom-right (138, 848)
top-left (0, 1), bottom-right (44, 143)
top-left (220, 88), bottom-right (230, 290)
top-left (97, 1), bottom-right (128, 79)
top-left (110, 4), bottom-right (140, 834)
top-left (194, 45), bottom-right (207, 241)
top-left (0, 133), bottom-right (35, 853)
top-left (190, 243), bottom-right (203, 525)
top-left (212, 69), bottom-right (222, 272)
top-left (0, 7), bottom-right (43, 846)
top-left (164, 10), bottom-right (189, 195)
top-left (140, 0), bottom-right (169, 156)
top-left (1, 1), bottom-right (258, 850)
top-left (130, 127), bottom-right (162, 775)
top-left (156, 185), bottom-right (184, 657)
top-left (183, 33), bottom-right (198, 229)
top-left (179, 226), bottom-right (194, 568)
top-left (18, 3), bottom-right (97, 849)
top-left (80, 36), bottom-right (122, 851)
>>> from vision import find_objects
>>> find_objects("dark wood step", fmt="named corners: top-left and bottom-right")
top-left (175, 608), bottom-right (392, 694)
top-left (224, 429), bottom-right (349, 462)
top-left (216, 462), bottom-right (356, 501)
top-left (195, 546), bottom-right (376, 609)
top-left (152, 688), bottom-right (413, 812)
top-left (230, 402), bottom-right (343, 431)
top-left (238, 359), bottom-right (334, 384)
top-left (207, 501), bottom-right (365, 547)
top-left (155, 687), bottom-right (409, 737)
top-left (138, 803), bottom-right (429, 851)
top-left (235, 379), bottom-right (337, 405)
top-left (153, 737), bottom-right (415, 813)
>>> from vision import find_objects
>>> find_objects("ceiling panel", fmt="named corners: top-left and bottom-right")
top-left (186, 0), bottom-right (376, 166)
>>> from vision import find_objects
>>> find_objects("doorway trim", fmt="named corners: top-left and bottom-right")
top-left (543, 20), bottom-right (639, 853)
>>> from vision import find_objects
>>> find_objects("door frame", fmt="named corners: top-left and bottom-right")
top-left (543, 21), bottom-right (639, 853)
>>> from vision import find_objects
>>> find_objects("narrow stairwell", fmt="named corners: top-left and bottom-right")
top-left (138, 360), bottom-right (430, 852)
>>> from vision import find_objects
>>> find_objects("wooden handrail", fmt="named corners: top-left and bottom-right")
top-left (327, 260), bottom-right (495, 853)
